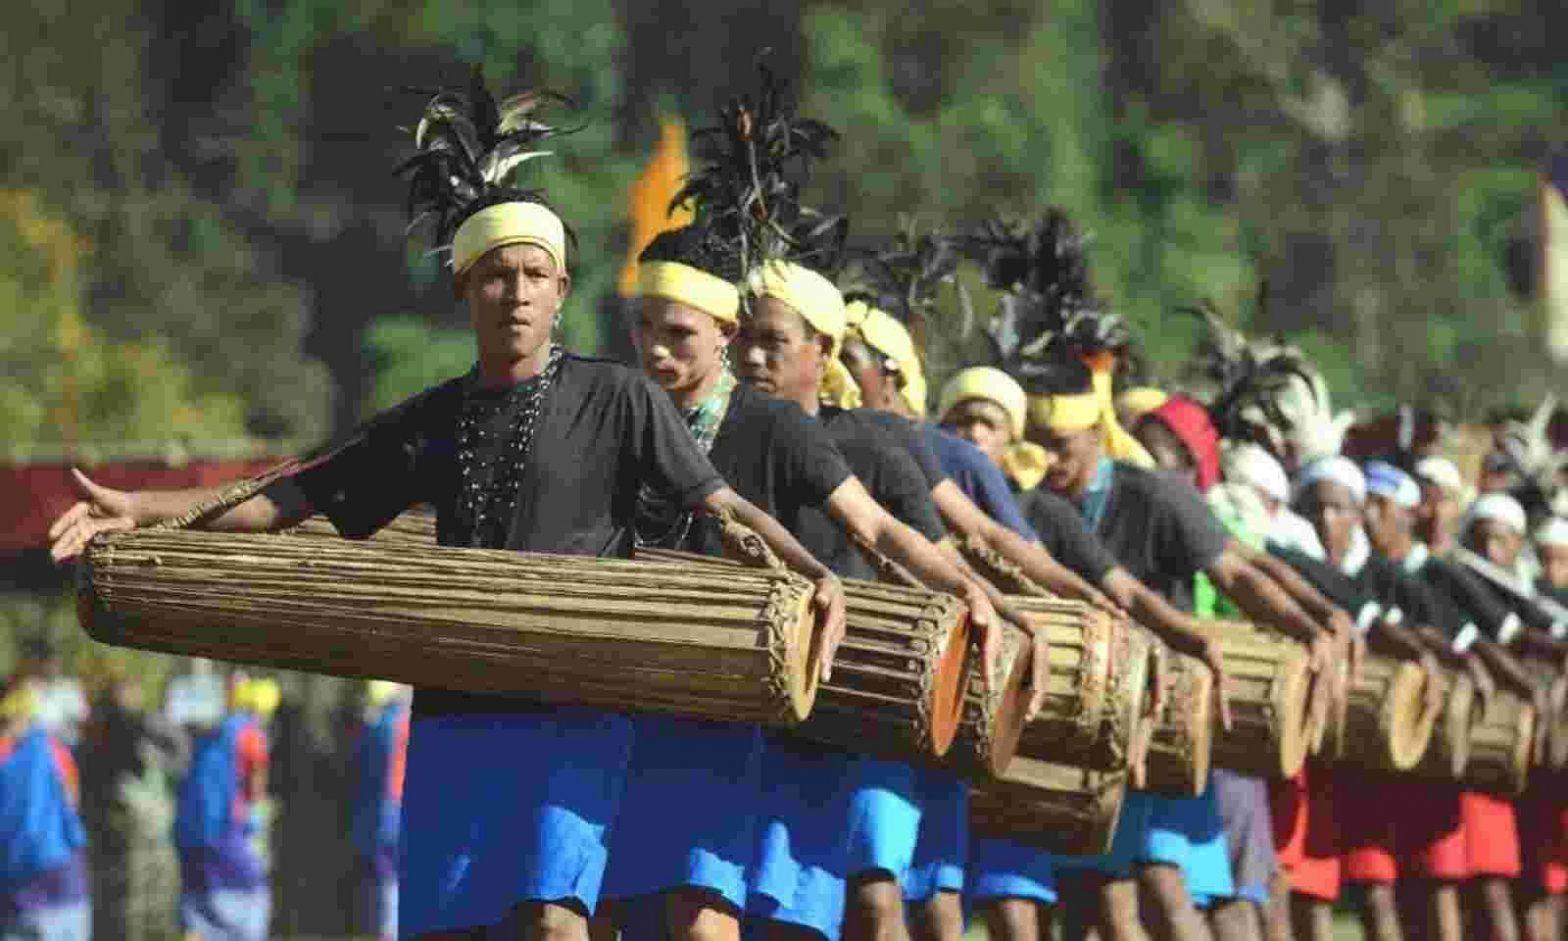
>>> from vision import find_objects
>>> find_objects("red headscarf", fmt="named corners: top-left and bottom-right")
top-left (1148, 395), bottom-right (1221, 493)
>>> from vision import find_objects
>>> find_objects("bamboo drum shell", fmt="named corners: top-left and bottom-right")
top-left (1008, 598), bottom-right (1125, 770)
top-left (1202, 622), bottom-right (1313, 780)
top-left (970, 757), bottom-right (1127, 856)
top-left (948, 622), bottom-right (1032, 778)
top-left (81, 530), bottom-right (820, 724)
top-left (1521, 660), bottom-right (1568, 771)
top-left (1461, 690), bottom-right (1536, 796)
top-left (1335, 656), bottom-right (1437, 773)
top-left (1142, 652), bottom-right (1215, 796)
top-left (959, 537), bottom-right (1047, 597)
top-left (1411, 670), bottom-right (1477, 781)
top-left (633, 548), bottom-right (974, 762)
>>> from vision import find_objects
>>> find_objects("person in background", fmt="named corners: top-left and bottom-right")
top-left (15, 638), bottom-right (88, 753)
top-left (937, 366), bottom-right (1051, 494)
top-left (173, 676), bottom-right (271, 941)
top-left (0, 677), bottom-right (90, 940)
top-left (1413, 457), bottom-right (1467, 556)
top-left (1221, 442), bottom-right (1326, 562)
top-left (352, 681), bottom-right (410, 941)
top-left (1536, 517), bottom-right (1568, 602)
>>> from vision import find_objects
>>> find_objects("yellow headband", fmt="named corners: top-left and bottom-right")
top-left (1029, 392), bottom-right (1102, 432)
top-left (845, 301), bottom-right (927, 415)
top-left (939, 367), bottom-right (1028, 439)
top-left (1117, 386), bottom-right (1168, 420)
top-left (452, 202), bottom-right (567, 277)
top-left (0, 682), bottom-right (36, 723)
top-left (1001, 441), bottom-right (1053, 492)
top-left (748, 261), bottom-right (860, 408)
top-left (636, 260), bottom-right (741, 324)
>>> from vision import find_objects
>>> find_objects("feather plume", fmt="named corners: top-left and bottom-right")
top-left (1495, 396), bottom-right (1565, 520)
top-left (394, 66), bottom-right (573, 254)
top-left (841, 222), bottom-right (965, 324)
top-left (673, 59), bottom-right (844, 276)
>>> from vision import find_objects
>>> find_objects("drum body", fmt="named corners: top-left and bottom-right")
top-left (1007, 599), bottom-right (1135, 771)
top-left (1521, 659), bottom-right (1568, 771)
top-left (970, 757), bottom-right (1127, 857)
top-left (1462, 689), bottom-right (1536, 796)
top-left (1202, 622), bottom-right (1313, 780)
top-left (948, 622), bottom-right (1033, 778)
top-left (82, 531), bottom-right (820, 724)
top-left (1142, 652), bottom-right (1215, 796)
top-left (1411, 670), bottom-right (1477, 781)
top-left (1333, 656), bottom-right (1440, 773)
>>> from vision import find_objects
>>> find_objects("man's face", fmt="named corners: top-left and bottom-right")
top-left (1541, 543), bottom-right (1568, 590)
top-left (735, 295), bottom-right (826, 404)
top-left (1302, 480), bottom-right (1362, 563)
top-left (1363, 493), bottom-right (1410, 555)
top-left (1415, 481), bottom-right (1459, 544)
top-left (635, 296), bottom-right (731, 399)
top-left (943, 399), bottom-right (1013, 466)
top-left (840, 338), bottom-right (900, 412)
top-left (1469, 519), bottom-right (1524, 570)
top-left (1135, 417), bottom-right (1198, 490)
top-left (1035, 425), bottom-right (1101, 496)
top-left (460, 243), bottom-right (570, 367)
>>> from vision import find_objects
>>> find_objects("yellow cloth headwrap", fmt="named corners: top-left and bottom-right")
top-left (0, 682), bottom-right (37, 723)
top-left (845, 301), bottom-right (927, 416)
top-left (938, 367), bottom-right (1028, 440)
top-left (1117, 386), bottom-right (1169, 421)
top-left (748, 261), bottom-right (860, 408)
top-left (452, 202), bottom-right (568, 277)
top-left (636, 260), bottom-right (741, 324)
top-left (1028, 367), bottom-right (1155, 468)
top-left (1001, 442), bottom-right (1053, 492)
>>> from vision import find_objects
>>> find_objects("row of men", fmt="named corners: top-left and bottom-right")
top-left (36, 74), bottom-right (1568, 941)
top-left (0, 671), bottom-right (411, 940)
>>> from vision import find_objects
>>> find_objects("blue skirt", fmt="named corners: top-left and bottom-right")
top-left (1141, 782), bottom-right (1235, 902)
top-left (399, 708), bottom-right (634, 935)
top-left (746, 736), bottom-right (923, 939)
top-left (903, 768), bottom-right (968, 901)
top-left (969, 838), bottom-right (1058, 904)
top-left (601, 715), bottom-right (764, 909)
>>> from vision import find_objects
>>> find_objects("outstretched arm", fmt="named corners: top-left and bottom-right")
top-left (1101, 567), bottom-right (1231, 729)
top-left (1206, 549), bottom-right (1327, 645)
top-left (49, 469), bottom-right (314, 561)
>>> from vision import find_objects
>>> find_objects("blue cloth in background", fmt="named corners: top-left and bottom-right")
top-left (925, 426), bottom-right (1039, 539)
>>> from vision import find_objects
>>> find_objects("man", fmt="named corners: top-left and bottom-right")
top-left (736, 256), bottom-right (1023, 941)
top-left (0, 678), bottom-right (89, 941)
top-left (49, 76), bottom-right (847, 940)
top-left (1023, 372), bottom-right (1331, 941)
top-left (1537, 518), bottom-right (1568, 601)
top-left (1413, 456), bottom-right (1467, 556)
top-left (350, 681), bottom-right (409, 941)
top-left (608, 225), bottom-right (1013, 941)
top-left (937, 366), bottom-right (1052, 496)
top-left (173, 676), bottom-right (271, 941)
top-left (1221, 442), bottom-right (1325, 561)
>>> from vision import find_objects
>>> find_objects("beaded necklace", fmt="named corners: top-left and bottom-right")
top-left (453, 345), bottom-right (565, 548)
top-left (633, 368), bottom-right (736, 548)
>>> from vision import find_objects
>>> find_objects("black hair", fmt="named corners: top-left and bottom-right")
top-left (638, 225), bottom-right (743, 284)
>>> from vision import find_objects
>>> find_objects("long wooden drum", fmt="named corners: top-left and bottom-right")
top-left (634, 547), bottom-right (973, 762)
top-left (1007, 598), bottom-right (1129, 770)
top-left (1333, 655), bottom-right (1440, 773)
top-left (82, 530), bottom-right (821, 724)
top-left (288, 509), bottom-right (437, 546)
top-left (1202, 622), bottom-right (1313, 780)
top-left (1412, 669), bottom-right (1477, 781)
top-left (1461, 689), bottom-right (1536, 796)
top-left (970, 758), bottom-right (1128, 856)
top-left (959, 536), bottom-right (1047, 597)
top-left (948, 622), bottom-right (1033, 778)
top-left (1142, 652), bottom-right (1215, 796)
top-left (1521, 659), bottom-right (1568, 771)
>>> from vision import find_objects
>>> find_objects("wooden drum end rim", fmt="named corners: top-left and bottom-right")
top-left (1277, 649), bottom-right (1313, 779)
top-left (778, 580), bottom-right (821, 723)
top-left (927, 608), bottom-right (971, 757)
top-left (986, 632), bottom-right (1035, 775)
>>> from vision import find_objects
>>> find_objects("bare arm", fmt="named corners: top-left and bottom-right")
top-left (49, 469), bottom-right (315, 561)
top-left (1100, 568), bottom-right (1232, 730)
top-left (1206, 549), bottom-right (1326, 644)
top-left (1473, 638), bottom-right (1538, 699)
top-left (931, 480), bottom-right (1120, 611)
top-left (703, 488), bottom-right (847, 682)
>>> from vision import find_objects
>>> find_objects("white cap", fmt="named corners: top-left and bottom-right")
top-left (1414, 456), bottom-right (1464, 496)
top-left (1295, 455), bottom-right (1367, 506)
top-left (1222, 441), bottom-right (1290, 505)
top-left (1466, 492), bottom-right (1528, 536)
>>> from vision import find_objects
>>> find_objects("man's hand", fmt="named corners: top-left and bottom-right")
top-left (1201, 638), bottom-right (1234, 732)
top-left (48, 469), bottom-right (139, 563)
top-left (1306, 632), bottom-right (1334, 677)
top-left (1465, 656), bottom-right (1496, 716)
top-left (1007, 608), bottom-right (1051, 721)
top-left (809, 575), bottom-right (847, 682)
top-left (959, 581), bottom-right (1001, 698)
top-left (1418, 653), bottom-right (1447, 721)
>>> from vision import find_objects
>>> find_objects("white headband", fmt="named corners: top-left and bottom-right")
top-left (1295, 455), bottom-right (1366, 506)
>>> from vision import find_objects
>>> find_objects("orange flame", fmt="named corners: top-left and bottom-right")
top-left (618, 117), bottom-right (694, 296)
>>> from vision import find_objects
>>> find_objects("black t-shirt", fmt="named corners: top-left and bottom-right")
top-left (1411, 555), bottom-right (1510, 640)
top-left (664, 383), bottom-right (853, 558)
top-left (1354, 553), bottom-right (1447, 632)
top-left (1270, 545), bottom-right (1369, 613)
top-left (1091, 463), bottom-right (1230, 612)
top-left (789, 405), bottom-right (948, 580)
top-left (1017, 487), bottom-right (1120, 585)
top-left (855, 409), bottom-right (948, 491)
top-left (295, 355), bottom-right (725, 715)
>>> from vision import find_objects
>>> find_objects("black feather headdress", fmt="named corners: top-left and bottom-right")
top-left (958, 208), bottom-right (1134, 391)
top-left (841, 224), bottom-right (967, 326)
top-left (394, 66), bottom-right (573, 258)
top-left (673, 60), bottom-right (844, 277)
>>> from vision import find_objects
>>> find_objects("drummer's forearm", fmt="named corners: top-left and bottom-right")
top-left (1473, 639), bottom-right (1535, 696)
top-left (125, 479), bottom-right (312, 532)
top-left (1243, 546), bottom-right (1338, 625)
top-left (704, 490), bottom-right (834, 582)
top-left (1415, 625), bottom-right (1466, 668)
top-left (1107, 570), bottom-right (1206, 659)
top-left (1367, 619), bottom-right (1427, 661)
top-left (1207, 552), bottom-right (1321, 642)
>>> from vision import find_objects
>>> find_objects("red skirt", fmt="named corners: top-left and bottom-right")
top-left (1269, 762), bottom-right (1341, 900)
top-left (1517, 783), bottom-right (1567, 894)
top-left (1393, 781), bottom-right (1467, 881)
top-left (1459, 790), bottom-right (1521, 879)
top-left (1339, 773), bottom-right (1398, 885)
